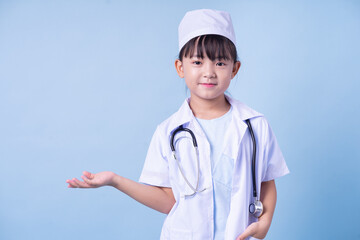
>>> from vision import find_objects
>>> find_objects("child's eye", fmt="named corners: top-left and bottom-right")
top-left (216, 62), bottom-right (226, 66)
top-left (193, 61), bottom-right (202, 65)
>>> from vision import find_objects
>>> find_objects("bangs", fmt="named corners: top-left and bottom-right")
top-left (179, 34), bottom-right (238, 62)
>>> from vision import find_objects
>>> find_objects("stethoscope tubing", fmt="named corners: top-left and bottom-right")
top-left (170, 120), bottom-right (262, 216)
top-left (245, 119), bottom-right (258, 200)
top-left (171, 126), bottom-right (205, 197)
top-left (170, 125), bottom-right (197, 151)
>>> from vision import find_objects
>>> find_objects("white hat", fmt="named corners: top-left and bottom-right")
top-left (178, 9), bottom-right (236, 52)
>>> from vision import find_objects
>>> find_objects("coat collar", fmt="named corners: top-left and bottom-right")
top-left (166, 95), bottom-right (263, 136)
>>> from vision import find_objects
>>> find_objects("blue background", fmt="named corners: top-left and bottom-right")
top-left (1, 0), bottom-right (359, 239)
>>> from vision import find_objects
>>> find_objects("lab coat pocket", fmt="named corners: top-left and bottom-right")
top-left (213, 154), bottom-right (234, 190)
top-left (170, 228), bottom-right (192, 240)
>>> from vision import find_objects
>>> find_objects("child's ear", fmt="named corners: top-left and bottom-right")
top-left (175, 59), bottom-right (184, 78)
top-left (231, 61), bottom-right (241, 79)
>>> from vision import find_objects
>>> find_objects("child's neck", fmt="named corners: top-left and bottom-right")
top-left (189, 95), bottom-right (231, 120)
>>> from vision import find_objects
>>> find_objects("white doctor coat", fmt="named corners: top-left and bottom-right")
top-left (139, 95), bottom-right (289, 240)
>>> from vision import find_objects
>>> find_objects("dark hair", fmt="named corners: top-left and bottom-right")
top-left (178, 34), bottom-right (238, 63)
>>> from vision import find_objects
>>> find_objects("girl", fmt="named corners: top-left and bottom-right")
top-left (66, 9), bottom-right (289, 240)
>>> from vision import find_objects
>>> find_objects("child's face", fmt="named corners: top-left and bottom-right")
top-left (175, 50), bottom-right (240, 103)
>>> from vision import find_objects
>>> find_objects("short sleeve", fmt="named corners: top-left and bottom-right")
top-left (139, 126), bottom-right (171, 187)
top-left (262, 121), bottom-right (290, 182)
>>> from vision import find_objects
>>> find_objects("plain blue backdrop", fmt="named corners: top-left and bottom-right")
top-left (1, 0), bottom-right (359, 239)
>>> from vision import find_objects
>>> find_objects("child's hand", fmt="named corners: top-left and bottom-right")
top-left (236, 218), bottom-right (270, 240)
top-left (66, 171), bottom-right (116, 188)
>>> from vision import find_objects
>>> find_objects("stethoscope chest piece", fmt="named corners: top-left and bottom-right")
top-left (249, 199), bottom-right (263, 218)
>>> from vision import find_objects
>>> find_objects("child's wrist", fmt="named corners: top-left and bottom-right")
top-left (109, 173), bottom-right (122, 188)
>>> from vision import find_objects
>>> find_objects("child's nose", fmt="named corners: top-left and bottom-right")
top-left (203, 63), bottom-right (216, 79)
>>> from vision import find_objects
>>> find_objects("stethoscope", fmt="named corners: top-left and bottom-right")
top-left (170, 119), bottom-right (263, 218)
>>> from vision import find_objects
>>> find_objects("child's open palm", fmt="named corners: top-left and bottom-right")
top-left (66, 171), bottom-right (115, 188)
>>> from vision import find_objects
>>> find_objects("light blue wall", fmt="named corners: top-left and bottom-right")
top-left (1, 0), bottom-right (359, 239)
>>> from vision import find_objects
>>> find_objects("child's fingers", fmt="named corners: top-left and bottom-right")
top-left (66, 181), bottom-right (74, 188)
top-left (66, 172), bottom-right (97, 188)
top-left (82, 171), bottom-right (94, 179)
top-left (81, 175), bottom-right (95, 186)
top-left (72, 178), bottom-right (90, 188)
top-left (236, 222), bottom-right (257, 240)
top-left (66, 179), bottom-right (79, 188)
top-left (236, 232), bottom-right (250, 240)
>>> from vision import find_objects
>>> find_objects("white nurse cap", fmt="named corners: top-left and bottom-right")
top-left (178, 9), bottom-right (236, 52)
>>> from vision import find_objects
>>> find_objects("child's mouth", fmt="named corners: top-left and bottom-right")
top-left (200, 83), bottom-right (217, 88)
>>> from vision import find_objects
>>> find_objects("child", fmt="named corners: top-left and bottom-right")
top-left (66, 9), bottom-right (289, 240)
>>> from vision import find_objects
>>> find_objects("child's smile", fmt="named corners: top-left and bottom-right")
top-left (199, 83), bottom-right (217, 88)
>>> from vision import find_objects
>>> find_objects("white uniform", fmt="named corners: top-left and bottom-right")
top-left (139, 95), bottom-right (289, 240)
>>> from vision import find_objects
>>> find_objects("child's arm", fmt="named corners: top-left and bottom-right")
top-left (236, 180), bottom-right (277, 240)
top-left (66, 171), bottom-right (176, 214)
